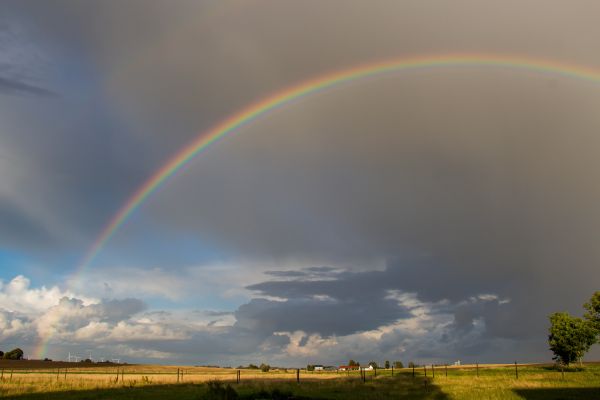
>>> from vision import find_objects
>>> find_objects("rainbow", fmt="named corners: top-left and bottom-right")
top-left (35, 53), bottom-right (600, 359)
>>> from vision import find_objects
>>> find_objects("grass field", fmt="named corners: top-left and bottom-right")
top-left (0, 362), bottom-right (599, 399)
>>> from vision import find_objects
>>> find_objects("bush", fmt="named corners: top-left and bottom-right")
top-left (394, 361), bottom-right (404, 369)
top-left (204, 381), bottom-right (238, 400)
top-left (244, 388), bottom-right (292, 400)
top-left (307, 364), bottom-right (315, 371)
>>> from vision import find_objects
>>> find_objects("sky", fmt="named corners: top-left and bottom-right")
top-left (0, 0), bottom-right (599, 366)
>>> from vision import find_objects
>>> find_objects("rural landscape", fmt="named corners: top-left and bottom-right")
top-left (0, 360), bottom-right (600, 399)
top-left (0, 291), bottom-right (599, 398)
top-left (2, 1), bottom-right (600, 399)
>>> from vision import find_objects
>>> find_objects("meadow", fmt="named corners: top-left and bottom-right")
top-left (0, 362), bottom-right (599, 399)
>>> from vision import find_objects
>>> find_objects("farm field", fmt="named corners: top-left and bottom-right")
top-left (0, 362), bottom-right (599, 399)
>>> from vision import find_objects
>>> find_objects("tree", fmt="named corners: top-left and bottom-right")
top-left (348, 360), bottom-right (359, 367)
top-left (384, 360), bottom-right (390, 369)
top-left (584, 291), bottom-right (600, 333)
top-left (0, 351), bottom-right (3, 358)
top-left (247, 364), bottom-right (259, 369)
top-left (368, 361), bottom-right (378, 369)
top-left (307, 364), bottom-right (315, 371)
top-left (408, 361), bottom-right (416, 368)
top-left (3, 348), bottom-right (23, 360)
top-left (548, 312), bottom-right (596, 365)
top-left (394, 361), bottom-right (404, 369)
top-left (259, 363), bottom-right (270, 372)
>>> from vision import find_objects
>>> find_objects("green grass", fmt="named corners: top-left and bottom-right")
top-left (1, 364), bottom-right (599, 399)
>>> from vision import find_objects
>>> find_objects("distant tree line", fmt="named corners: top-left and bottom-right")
top-left (235, 363), bottom-right (270, 372)
top-left (548, 291), bottom-right (599, 366)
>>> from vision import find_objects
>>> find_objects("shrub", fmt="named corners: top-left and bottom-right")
top-left (204, 380), bottom-right (239, 400)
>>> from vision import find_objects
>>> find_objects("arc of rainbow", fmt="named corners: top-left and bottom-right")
top-left (36, 53), bottom-right (600, 359)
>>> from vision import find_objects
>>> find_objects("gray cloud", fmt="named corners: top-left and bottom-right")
top-left (0, 76), bottom-right (55, 97)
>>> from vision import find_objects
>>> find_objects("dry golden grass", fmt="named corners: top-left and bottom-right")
top-left (0, 363), bottom-right (599, 399)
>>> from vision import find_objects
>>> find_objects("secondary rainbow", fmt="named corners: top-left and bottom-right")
top-left (36, 53), bottom-right (600, 359)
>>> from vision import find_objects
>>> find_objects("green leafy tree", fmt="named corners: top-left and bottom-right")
top-left (584, 291), bottom-right (600, 333)
top-left (394, 361), bottom-right (404, 369)
top-left (348, 360), bottom-right (359, 367)
top-left (384, 360), bottom-right (390, 369)
top-left (247, 364), bottom-right (259, 369)
top-left (368, 361), bottom-right (378, 369)
top-left (0, 351), bottom-right (4, 358)
top-left (3, 348), bottom-right (23, 360)
top-left (306, 364), bottom-right (315, 371)
top-left (408, 361), bottom-right (416, 368)
top-left (548, 312), bottom-right (596, 365)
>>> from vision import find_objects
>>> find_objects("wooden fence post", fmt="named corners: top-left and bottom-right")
top-left (514, 361), bottom-right (518, 379)
top-left (374, 367), bottom-right (377, 377)
top-left (57, 368), bottom-right (60, 381)
top-left (412, 365), bottom-right (415, 378)
top-left (424, 365), bottom-right (427, 377)
top-left (1, 368), bottom-right (4, 380)
top-left (476, 363), bottom-right (479, 378)
top-left (296, 368), bottom-right (300, 383)
top-left (10, 370), bottom-right (13, 381)
top-left (64, 368), bottom-right (68, 380)
top-left (177, 368), bottom-right (180, 383)
top-left (391, 366), bottom-right (394, 377)
top-left (445, 364), bottom-right (447, 377)
top-left (432, 364), bottom-right (435, 378)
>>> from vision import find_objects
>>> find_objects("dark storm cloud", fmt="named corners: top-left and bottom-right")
top-left (0, 76), bottom-right (55, 97)
top-left (0, 198), bottom-right (53, 246)
top-left (247, 264), bottom-right (518, 338)
top-left (264, 266), bottom-right (341, 279)
top-left (234, 296), bottom-right (409, 337)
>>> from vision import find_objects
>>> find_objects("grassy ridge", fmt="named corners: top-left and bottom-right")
top-left (0, 364), bottom-right (599, 399)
